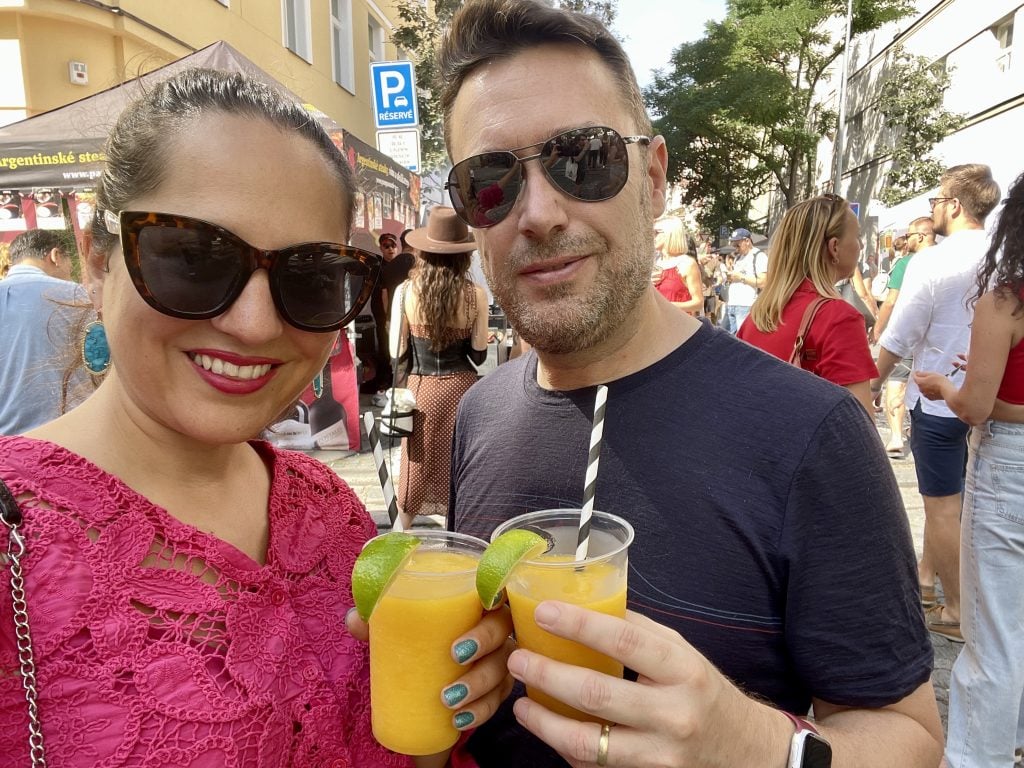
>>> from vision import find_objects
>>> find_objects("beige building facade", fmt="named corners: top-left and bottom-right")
top-left (0, 0), bottom-right (407, 143)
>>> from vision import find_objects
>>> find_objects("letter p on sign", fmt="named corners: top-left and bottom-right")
top-left (380, 72), bottom-right (405, 108)
top-left (371, 61), bottom-right (419, 129)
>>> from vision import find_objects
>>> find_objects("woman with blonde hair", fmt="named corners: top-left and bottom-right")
top-left (652, 216), bottom-right (704, 315)
top-left (738, 194), bottom-right (877, 412)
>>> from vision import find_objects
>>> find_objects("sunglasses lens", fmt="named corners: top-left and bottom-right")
top-left (136, 224), bottom-right (245, 316)
top-left (277, 249), bottom-right (374, 330)
top-left (448, 152), bottom-right (521, 228)
top-left (448, 128), bottom-right (635, 227)
top-left (540, 127), bottom-right (631, 203)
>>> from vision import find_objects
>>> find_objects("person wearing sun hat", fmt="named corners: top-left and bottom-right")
top-left (388, 206), bottom-right (489, 530)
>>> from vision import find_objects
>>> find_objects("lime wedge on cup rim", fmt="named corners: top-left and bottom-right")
top-left (352, 532), bottom-right (420, 620)
top-left (477, 529), bottom-right (549, 610)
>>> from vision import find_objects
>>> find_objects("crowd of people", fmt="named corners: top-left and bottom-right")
top-left (0, 1), bottom-right (1021, 766)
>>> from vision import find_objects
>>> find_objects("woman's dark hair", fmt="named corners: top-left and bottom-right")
top-left (410, 251), bottom-right (473, 351)
top-left (88, 67), bottom-right (357, 266)
top-left (976, 171), bottom-right (1024, 316)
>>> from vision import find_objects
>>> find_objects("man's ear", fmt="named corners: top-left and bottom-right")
top-left (646, 135), bottom-right (669, 219)
top-left (48, 247), bottom-right (62, 266)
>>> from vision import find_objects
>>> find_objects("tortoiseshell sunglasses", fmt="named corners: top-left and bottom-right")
top-left (103, 210), bottom-right (381, 332)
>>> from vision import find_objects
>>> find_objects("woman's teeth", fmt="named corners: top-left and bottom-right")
top-left (192, 354), bottom-right (272, 380)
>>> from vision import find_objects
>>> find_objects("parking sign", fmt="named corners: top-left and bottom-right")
top-left (370, 61), bottom-right (419, 129)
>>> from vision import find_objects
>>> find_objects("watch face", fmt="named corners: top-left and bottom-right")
top-left (804, 734), bottom-right (832, 768)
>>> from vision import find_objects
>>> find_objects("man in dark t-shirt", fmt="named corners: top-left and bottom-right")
top-left (436, 2), bottom-right (942, 767)
top-left (451, 325), bottom-right (933, 766)
top-left (369, 232), bottom-right (414, 396)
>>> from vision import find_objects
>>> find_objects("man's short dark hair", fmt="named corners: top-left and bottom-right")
top-left (9, 229), bottom-right (65, 264)
top-left (437, 0), bottom-right (650, 152)
top-left (941, 164), bottom-right (1001, 224)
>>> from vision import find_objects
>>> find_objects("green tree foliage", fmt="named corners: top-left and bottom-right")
top-left (390, 0), bottom-right (463, 171)
top-left (647, 0), bottom-right (911, 229)
top-left (877, 48), bottom-right (964, 206)
top-left (390, 0), bottom-right (618, 172)
top-left (559, 0), bottom-right (616, 25)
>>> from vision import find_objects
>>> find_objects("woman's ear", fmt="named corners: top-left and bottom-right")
top-left (825, 235), bottom-right (840, 262)
top-left (81, 229), bottom-right (109, 313)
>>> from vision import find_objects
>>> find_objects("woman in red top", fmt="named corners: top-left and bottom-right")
top-left (914, 172), bottom-right (1024, 768)
top-left (652, 216), bottom-right (704, 315)
top-left (737, 195), bottom-right (877, 413)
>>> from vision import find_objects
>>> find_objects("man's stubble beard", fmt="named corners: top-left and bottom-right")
top-left (481, 193), bottom-right (653, 355)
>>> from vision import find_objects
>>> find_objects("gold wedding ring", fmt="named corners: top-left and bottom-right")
top-left (596, 722), bottom-right (612, 767)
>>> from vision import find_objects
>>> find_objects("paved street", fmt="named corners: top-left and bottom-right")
top-left (313, 398), bottom-right (960, 729)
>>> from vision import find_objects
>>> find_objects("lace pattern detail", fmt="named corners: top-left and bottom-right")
top-left (0, 436), bottom-right (412, 767)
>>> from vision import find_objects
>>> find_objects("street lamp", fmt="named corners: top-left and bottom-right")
top-left (832, 0), bottom-right (854, 198)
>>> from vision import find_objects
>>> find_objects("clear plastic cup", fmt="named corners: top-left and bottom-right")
top-left (492, 509), bottom-right (633, 721)
top-left (368, 529), bottom-right (487, 755)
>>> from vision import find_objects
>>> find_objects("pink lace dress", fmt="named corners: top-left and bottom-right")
top-left (0, 436), bottom-right (413, 768)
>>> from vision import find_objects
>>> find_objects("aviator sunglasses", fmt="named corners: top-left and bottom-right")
top-left (445, 126), bottom-right (651, 228)
top-left (103, 210), bottom-right (381, 332)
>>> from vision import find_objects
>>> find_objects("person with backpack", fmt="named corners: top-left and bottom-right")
top-left (722, 227), bottom-right (767, 333)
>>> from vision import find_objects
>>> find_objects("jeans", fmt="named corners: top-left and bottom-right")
top-left (725, 304), bottom-right (751, 335)
top-left (946, 421), bottom-right (1024, 768)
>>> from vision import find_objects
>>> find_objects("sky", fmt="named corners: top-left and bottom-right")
top-left (613, 0), bottom-right (728, 90)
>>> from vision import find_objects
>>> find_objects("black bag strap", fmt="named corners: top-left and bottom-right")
top-left (0, 476), bottom-right (21, 527)
top-left (0, 475), bottom-right (48, 765)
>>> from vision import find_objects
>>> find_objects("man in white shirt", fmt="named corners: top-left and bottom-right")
top-left (723, 227), bottom-right (767, 334)
top-left (873, 163), bottom-right (1001, 643)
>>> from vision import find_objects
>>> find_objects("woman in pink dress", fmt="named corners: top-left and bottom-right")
top-left (0, 69), bottom-right (512, 767)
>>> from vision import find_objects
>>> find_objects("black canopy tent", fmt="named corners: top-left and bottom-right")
top-left (0, 40), bottom-right (419, 243)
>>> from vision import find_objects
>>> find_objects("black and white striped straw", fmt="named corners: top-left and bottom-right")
top-left (576, 384), bottom-right (608, 561)
top-left (362, 411), bottom-right (402, 531)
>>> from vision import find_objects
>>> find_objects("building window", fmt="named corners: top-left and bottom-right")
top-left (368, 15), bottom-right (384, 64)
top-left (283, 0), bottom-right (312, 63)
top-left (993, 14), bottom-right (1014, 72)
top-left (331, 0), bottom-right (355, 92)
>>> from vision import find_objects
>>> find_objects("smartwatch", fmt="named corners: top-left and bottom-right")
top-left (782, 712), bottom-right (832, 768)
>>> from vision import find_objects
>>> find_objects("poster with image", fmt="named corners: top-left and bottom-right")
top-left (0, 190), bottom-right (27, 232)
top-left (33, 189), bottom-right (65, 229)
top-left (354, 192), bottom-right (366, 231)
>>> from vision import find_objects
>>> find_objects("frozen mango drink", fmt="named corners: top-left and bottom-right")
top-left (491, 509), bottom-right (633, 721)
top-left (352, 530), bottom-right (487, 755)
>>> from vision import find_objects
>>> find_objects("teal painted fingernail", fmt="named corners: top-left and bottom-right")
top-left (453, 639), bottom-right (478, 664)
top-left (454, 711), bottom-right (475, 729)
top-left (443, 683), bottom-right (468, 707)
